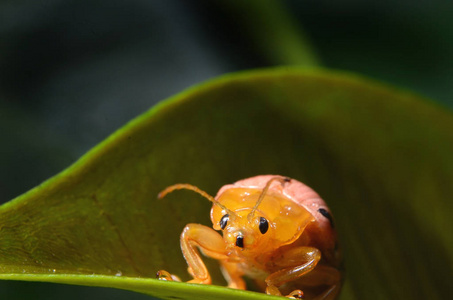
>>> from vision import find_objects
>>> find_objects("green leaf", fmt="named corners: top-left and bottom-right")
top-left (220, 0), bottom-right (320, 67)
top-left (0, 68), bottom-right (452, 300)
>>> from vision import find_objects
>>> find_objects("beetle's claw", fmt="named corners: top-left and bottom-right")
top-left (156, 270), bottom-right (172, 280)
top-left (286, 289), bottom-right (304, 299)
top-left (156, 270), bottom-right (181, 282)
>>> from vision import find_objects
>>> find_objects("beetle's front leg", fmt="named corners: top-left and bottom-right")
top-left (220, 260), bottom-right (246, 290)
top-left (157, 223), bottom-right (228, 285)
top-left (265, 246), bottom-right (321, 299)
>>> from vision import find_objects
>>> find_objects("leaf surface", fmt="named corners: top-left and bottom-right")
top-left (0, 68), bottom-right (452, 299)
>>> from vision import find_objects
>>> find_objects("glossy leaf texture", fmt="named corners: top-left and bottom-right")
top-left (0, 68), bottom-right (452, 300)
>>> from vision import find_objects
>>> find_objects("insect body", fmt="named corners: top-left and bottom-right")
top-left (157, 175), bottom-right (342, 299)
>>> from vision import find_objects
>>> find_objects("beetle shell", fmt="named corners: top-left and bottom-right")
top-left (216, 175), bottom-right (339, 266)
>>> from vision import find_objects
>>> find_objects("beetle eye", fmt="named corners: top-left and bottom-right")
top-left (219, 214), bottom-right (229, 230)
top-left (259, 217), bottom-right (269, 234)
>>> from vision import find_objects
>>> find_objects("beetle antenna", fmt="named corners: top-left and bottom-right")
top-left (248, 176), bottom-right (290, 221)
top-left (158, 184), bottom-right (235, 215)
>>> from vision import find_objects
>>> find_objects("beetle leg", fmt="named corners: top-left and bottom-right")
top-left (158, 223), bottom-right (228, 285)
top-left (155, 270), bottom-right (181, 282)
top-left (313, 284), bottom-right (340, 300)
top-left (298, 265), bottom-right (341, 300)
top-left (265, 247), bottom-right (321, 298)
top-left (220, 260), bottom-right (246, 290)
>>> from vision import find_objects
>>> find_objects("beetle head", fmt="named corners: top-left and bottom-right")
top-left (212, 177), bottom-right (315, 254)
top-left (217, 209), bottom-right (273, 253)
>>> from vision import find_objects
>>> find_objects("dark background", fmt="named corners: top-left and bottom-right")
top-left (1, 0), bottom-right (452, 299)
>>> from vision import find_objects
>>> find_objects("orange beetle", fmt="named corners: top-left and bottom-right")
top-left (157, 175), bottom-right (342, 299)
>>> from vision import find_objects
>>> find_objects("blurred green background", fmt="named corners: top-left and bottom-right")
top-left (0, 0), bottom-right (452, 299)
